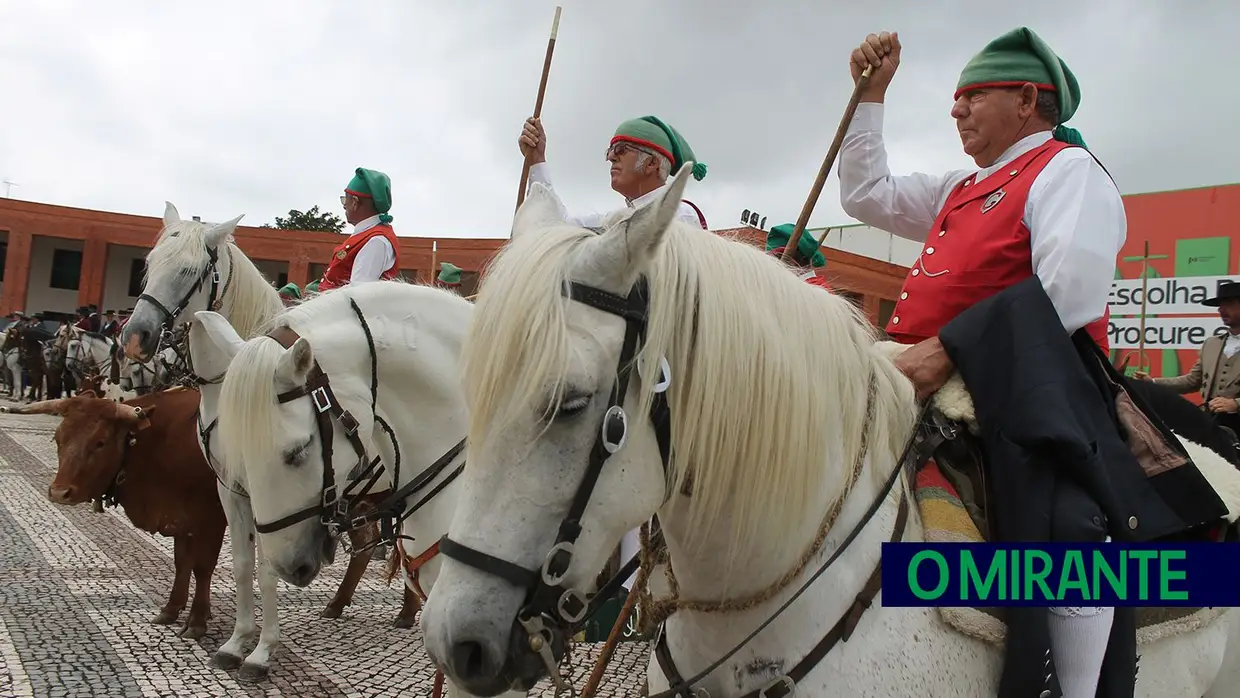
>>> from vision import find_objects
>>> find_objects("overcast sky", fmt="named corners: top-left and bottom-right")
top-left (1, 0), bottom-right (1236, 240)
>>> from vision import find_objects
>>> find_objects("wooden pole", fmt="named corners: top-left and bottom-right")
top-left (780, 66), bottom-right (872, 264)
top-left (429, 240), bottom-right (438, 285)
top-left (580, 582), bottom-right (642, 698)
top-left (514, 6), bottom-right (563, 215)
top-left (1138, 240), bottom-right (1150, 372)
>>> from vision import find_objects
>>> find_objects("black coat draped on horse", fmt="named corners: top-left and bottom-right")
top-left (937, 276), bottom-right (1230, 698)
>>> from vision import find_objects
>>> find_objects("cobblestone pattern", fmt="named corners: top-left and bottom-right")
top-left (0, 404), bottom-right (652, 697)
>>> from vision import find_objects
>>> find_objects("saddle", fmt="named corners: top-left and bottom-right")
top-left (872, 340), bottom-right (1240, 646)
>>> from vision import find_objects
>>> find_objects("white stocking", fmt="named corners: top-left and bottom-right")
top-left (1048, 533), bottom-right (1116, 698)
top-left (1048, 604), bottom-right (1114, 698)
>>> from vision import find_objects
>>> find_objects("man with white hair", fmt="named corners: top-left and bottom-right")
top-left (518, 116), bottom-right (710, 229)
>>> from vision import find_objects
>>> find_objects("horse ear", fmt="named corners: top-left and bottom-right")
top-left (163, 201), bottom-right (181, 228)
top-left (276, 338), bottom-right (314, 385)
top-left (512, 183), bottom-right (568, 239)
top-left (191, 311), bottom-right (245, 374)
top-left (587, 163), bottom-right (694, 281)
top-left (205, 214), bottom-right (244, 247)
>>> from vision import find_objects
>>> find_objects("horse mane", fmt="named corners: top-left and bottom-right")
top-left (223, 247), bottom-right (286, 339)
top-left (145, 218), bottom-right (284, 340)
top-left (462, 216), bottom-right (918, 568)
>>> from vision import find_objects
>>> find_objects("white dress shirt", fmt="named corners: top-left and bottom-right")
top-left (527, 162), bottom-right (706, 230)
top-left (838, 103), bottom-right (1126, 334)
top-left (348, 214), bottom-right (397, 284)
top-left (1224, 332), bottom-right (1240, 359)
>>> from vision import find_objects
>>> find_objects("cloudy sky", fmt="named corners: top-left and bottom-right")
top-left (1, 0), bottom-right (1236, 240)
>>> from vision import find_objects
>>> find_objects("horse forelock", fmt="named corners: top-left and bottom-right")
top-left (217, 335), bottom-right (284, 486)
top-left (465, 216), bottom-right (918, 571)
top-left (146, 219), bottom-right (216, 283)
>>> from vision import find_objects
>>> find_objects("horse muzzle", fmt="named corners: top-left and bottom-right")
top-left (441, 615), bottom-right (564, 696)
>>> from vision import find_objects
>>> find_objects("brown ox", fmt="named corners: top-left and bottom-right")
top-left (6, 387), bottom-right (419, 642)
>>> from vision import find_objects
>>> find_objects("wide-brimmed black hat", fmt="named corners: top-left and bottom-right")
top-left (1203, 281), bottom-right (1240, 307)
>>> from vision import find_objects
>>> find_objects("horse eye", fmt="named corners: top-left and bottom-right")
top-left (282, 439), bottom-right (312, 466)
top-left (554, 394), bottom-right (592, 420)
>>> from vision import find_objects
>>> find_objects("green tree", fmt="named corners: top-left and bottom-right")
top-left (262, 206), bottom-right (345, 233)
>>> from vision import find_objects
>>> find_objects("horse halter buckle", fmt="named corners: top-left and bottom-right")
top-left (311, 386), bottom-right (332, 413)
top-left (757, 675), bottom-right (795, 698)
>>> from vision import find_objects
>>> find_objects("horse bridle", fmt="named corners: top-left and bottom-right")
top-left (136, 243), bottom-right (232, 356)
top-left (249, 300), bottom-right (471, 558)
top-left (436, 277), bottom-right (675, 683)
top-left (251, 325), bottom-right (374, 537)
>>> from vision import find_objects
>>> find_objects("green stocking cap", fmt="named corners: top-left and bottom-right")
top-left (956, 27), bottom-right (1087, 147)
top-left (306, 280), bottom-right (320, 293)
top-left (345, 167), bottom-right (394, 224)
top-left (278, 283), bottom-right (301, 299)
top-left (766, 224), bottom-right (826, 268)
top-left (612, 116), bottom-right (708, 181)
top-left (438, 262), bottom-right (463, 286)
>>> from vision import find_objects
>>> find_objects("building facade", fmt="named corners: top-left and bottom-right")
top-left (0, 199), bottom-right (501, 317)
top-left (0, 199), bottom-right (914, 325)
top-left (1106, 183), bottom-right (1240, 382)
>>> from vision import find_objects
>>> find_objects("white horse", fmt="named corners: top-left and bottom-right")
top-left (418, 169), bottom-right (1240, 697)
top-left (122, 202), bottom-right (419, 683)
top-left (121, 204), bottom-right (293, 681)
top-left (193, 280), bottom-right (525, 698)
top-left (66, 331), bottom-right (121, 382)
top-left (123, 347), bottom-right (174, 393)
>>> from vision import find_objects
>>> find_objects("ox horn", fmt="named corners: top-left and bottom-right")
top-left (0, 398), bottom-right (71, 415)
top-left (112, 403), bottom-right (145, 421)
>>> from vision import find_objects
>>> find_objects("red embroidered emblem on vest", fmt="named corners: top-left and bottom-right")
top-left (980, 189), bottom-right (1005, 214)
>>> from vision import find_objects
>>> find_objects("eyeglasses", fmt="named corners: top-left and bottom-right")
top-left (340, 195), bottom-right (356, 206)
top-left (605, 142), bottom-right (652, 160)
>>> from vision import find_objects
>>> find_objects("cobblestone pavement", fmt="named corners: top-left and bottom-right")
top-left (0, 401), bottom-right (650, 697)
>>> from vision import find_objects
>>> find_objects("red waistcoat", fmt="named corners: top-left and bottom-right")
top-left (318, 224), bottom-right (401, 291)
top-left (884, 140), bottom-right (1111, 353)
top-left (805, 273), bottom-right (831, 291)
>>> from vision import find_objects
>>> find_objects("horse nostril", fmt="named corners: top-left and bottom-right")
top-left (451, 640), bottom-right (492, 679)
top-left (47, 486), bottom-right (73, 503)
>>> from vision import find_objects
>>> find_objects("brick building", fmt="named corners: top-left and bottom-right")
top-left (0, 198), bottom-right (911, 324)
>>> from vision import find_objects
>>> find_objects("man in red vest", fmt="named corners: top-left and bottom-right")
top-left (840, 28), bottom-right (1126, 698)
top-left (765, 223), bottom-right (831, 290)
top-left (518, 115), bottom-right (710, 230)
top-left (317, 168), bottom-right (402, 291)
top-left (841, 29), bottom-right (1121, 402)
top-left (435, 262), bottom-right (463, 290)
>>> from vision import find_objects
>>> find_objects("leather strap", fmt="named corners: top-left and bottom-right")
top-left (655, 495), bottom-right (910, 698)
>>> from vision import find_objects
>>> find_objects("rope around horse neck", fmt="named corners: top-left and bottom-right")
top-left (636, 369), bottom-right (878, 630)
